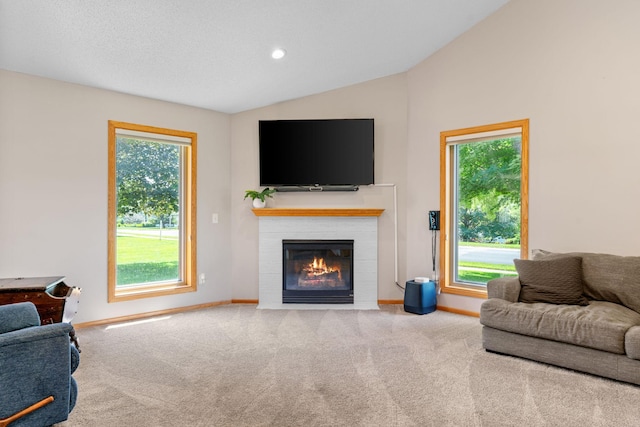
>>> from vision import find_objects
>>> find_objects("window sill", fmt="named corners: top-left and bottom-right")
top-left (441, 283), bottom-right (488, 299)
top-left (108, 281), bottom-right (196, 303)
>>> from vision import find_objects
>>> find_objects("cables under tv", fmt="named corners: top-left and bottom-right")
top-left (371, 184), bottom-right (403, 290)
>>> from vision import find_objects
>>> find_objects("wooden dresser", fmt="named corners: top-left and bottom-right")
top-left (0, 276), bottom-right (81, 325)
top-left (0, 276), bottom-right (81, 349)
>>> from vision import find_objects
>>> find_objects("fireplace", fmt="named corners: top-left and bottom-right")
top-left (282, 240), bottom-right (354, 304)
top-left (256, 211), bottom-right (380, 310)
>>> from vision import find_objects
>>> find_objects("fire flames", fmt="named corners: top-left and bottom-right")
top-left (303, 257), bottom-right (340, 278)
top-left (296, 257), bottom-right (343, 288)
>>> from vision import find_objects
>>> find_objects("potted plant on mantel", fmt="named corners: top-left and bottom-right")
top-left (244, 187), bottom-right (276, 208)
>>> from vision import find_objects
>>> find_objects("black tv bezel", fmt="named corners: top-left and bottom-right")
top-left (258, 118), bottom-right (374, 190)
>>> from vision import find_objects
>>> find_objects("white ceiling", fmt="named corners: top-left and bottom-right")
top-left (0, 0), bottom-right (509, 114)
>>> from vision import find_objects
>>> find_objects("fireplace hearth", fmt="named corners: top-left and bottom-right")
top-left (282, 240), bottom-right (354, 304)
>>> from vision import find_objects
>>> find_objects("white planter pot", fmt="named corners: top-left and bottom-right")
top-left (252, 199), bottom-right (266, 208)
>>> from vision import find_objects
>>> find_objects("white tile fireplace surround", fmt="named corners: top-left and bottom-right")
top-left (253, 208), bottom-right (384, 310)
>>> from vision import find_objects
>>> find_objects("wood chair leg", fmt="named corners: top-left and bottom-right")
top-left (0, 396), bottom-right (54, 427)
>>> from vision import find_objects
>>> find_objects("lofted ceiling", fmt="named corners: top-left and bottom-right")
top-left (0, 0), bottom-right (509, 114)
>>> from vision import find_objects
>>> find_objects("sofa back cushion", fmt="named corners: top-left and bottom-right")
top-left (0, 302), bottom-right (40, 334)
top-left (533, 249), bottom-right (640, 313)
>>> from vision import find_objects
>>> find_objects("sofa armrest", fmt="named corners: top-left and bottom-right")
top-left (0, 322), bottom-right (72, 347)
top-left (486, 277), bottom-right (521, 302)
top-left (70, 338), bottom-right (80, 374)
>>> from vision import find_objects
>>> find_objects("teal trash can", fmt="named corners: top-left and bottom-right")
top-left (404, 280), bottom-right (437, 314)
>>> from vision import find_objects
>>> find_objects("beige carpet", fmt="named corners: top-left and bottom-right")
top-left (59, 304), bottom-right (640, 426)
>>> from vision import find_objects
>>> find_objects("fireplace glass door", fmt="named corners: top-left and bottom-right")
top-left (282, 240), bottom-right (354, 304)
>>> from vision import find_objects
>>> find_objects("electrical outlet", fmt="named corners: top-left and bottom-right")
top-left (199, 273), bottom-right (206, 285)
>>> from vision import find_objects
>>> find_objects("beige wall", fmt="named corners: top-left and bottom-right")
top-left (0, 70), bottom-right (232, 323)
top-left (4, 0), bottom-right (639, 321)
top-left (407, 0), bottom-right (640, 313)
top-left (230, 74), bottom-right (409, 302)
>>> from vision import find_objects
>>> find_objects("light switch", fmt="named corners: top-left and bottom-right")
top-left (212, 213), bottom-right (219, 224)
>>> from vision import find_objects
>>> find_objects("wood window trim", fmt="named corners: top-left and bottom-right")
top-left (439, 119), bottom-right (529, 299)
top-left (107, 120), bottom-right (197, 303)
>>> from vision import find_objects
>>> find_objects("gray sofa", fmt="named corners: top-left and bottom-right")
top-left (480, 250), bottom-right (640, 385)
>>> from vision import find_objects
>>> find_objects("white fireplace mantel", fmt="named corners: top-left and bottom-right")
top-left (254, 208), bottom-right (383, 310)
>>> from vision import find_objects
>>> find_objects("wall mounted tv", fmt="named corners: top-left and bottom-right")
top-left (259, 118), bottom-right (374, 191)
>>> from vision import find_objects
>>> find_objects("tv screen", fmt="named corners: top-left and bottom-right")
top-left (259, 119), bottom-right (374, 188)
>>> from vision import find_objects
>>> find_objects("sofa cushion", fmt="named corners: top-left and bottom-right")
top-left (533, 249), bottom-right (640, 314)
top-left (515, 257), bottom-right (589, 305)
top-left (480, 299), bottom-right (640, 354)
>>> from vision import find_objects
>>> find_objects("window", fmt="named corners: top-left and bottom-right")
top-left (108, 121), bottom-right (197, 302)
top-left (440, 119), bottom-right (528, 298)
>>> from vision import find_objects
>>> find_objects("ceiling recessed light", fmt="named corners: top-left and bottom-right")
top-left (271, 48), bottom-right (286, 59)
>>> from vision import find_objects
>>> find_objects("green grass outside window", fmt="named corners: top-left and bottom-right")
top-left (116, 236), bottom-right (179, 286)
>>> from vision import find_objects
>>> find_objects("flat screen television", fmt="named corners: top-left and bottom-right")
top-left (259, 118), bottom-right (374, 190)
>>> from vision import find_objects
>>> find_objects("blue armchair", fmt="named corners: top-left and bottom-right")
top-left (0, 302), bottom-right (79, 426)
